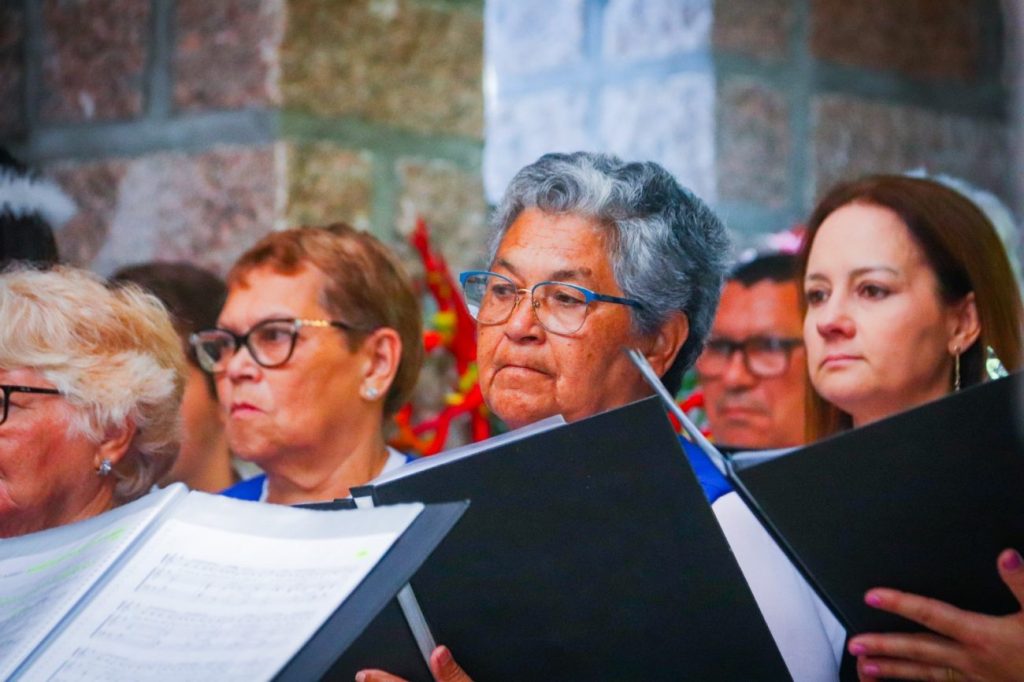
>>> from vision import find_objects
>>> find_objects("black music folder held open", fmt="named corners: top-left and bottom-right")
top-left (730, 372), bottom-right (1024, 635)
top-left (328, 396), bottom-right (789, 681)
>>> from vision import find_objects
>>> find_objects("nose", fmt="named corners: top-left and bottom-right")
top-left (223, 341), bottom-right (261, 382)
top-left (502, 290), bottom-right (544, 342)
top-left (813, 294), bottom-right (855, 341)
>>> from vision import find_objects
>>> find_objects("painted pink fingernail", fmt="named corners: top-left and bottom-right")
top-left (849, 643), bottom-right (866, 655)
top-left (863, 664), bottom-right (880, 675)
top-left (866, 592), bottom-right (883, 607)
top-left (1001, 550), bottom-right (1023, 571)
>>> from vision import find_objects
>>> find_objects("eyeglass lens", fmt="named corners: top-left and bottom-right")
top-left (462, 273), bottom-right (591, 335)
top-left (697, 338), bottom-right (798, 378)
top-left (193, 320), bottom-right (299, 372)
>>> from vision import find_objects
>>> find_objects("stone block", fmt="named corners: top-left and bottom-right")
top-left (48, 144), bottom-right (280, 276)
top-left (48, 159), bottom-right (128, 267)
top-left (395, 157), bottom-right (488, 276)
top-left (282, 0), bottom-right (483, 139)
top-left (811, 94), bottom-right (1010, 205)
top-left (174, 0), bottom-right (285, 111)
top-left (603, 0), bottom-right (711, 61)
top-left (0, 0), bottom-right (24, 136)
top-left (599, 71), bottom-right (716, 202)
top-left (485, 0), bottom-right (585, 77)
top-left (285, 141), bottom-right (373, 230)
top-left (40, 0), bottom-right (150, 122)
top-left (717, 78), bottom-right (789, 208)
top-left (483, 86), bottom-right (591, 202)
top-left (809, 0), bottom-right (982, 81)
top-left (712, 0), bottom-right (791, 61)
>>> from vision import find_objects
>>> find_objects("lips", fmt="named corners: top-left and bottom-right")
top-left (229, 402), bottom-right (263, 415)
top-left (820, 353), bottom-right (861, 369)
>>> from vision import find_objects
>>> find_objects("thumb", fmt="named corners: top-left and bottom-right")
top-left (997, 548), bottom-right (1024, 608)
top-left (429, 646), bottom-right (473, 682)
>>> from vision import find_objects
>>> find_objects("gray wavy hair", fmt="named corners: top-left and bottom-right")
top-left (0, 266), bottom-right (186, 502)
top-left (489, 152), bottom-right (730, 393)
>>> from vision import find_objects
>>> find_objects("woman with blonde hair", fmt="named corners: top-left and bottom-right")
top-left (0, 266), bottom-right (186, 537)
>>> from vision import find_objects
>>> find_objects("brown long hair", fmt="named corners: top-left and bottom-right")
top-left (799, 175), bottom-right (1024, 441)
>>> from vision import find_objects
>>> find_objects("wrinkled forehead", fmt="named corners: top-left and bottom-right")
top-left (714, 280), bottom-right (803, 337)
top-left (220, 263), bottom-right (331, 325)
top-left (491, 209), bottom-right (619, 287)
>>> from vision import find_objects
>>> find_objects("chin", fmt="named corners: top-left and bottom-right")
top-left (490, 397), bottom-right (557, 430)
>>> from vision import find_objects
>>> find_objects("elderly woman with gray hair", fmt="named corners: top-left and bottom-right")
top-left (359, 152), bottom-right (826, 682)
top-left (0, 266), bottom-right (186, 538)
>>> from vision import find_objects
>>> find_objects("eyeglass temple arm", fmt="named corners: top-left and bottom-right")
top-left (625, 347), bottom-right (731, 479)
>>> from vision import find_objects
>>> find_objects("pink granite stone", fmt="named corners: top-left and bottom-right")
top-left (40, 0), bottom-right (150, 122)
top-left (174, 0), bottom-right (285, 111)
top-left (718, 78), bottom-right (790, 208)
top-left (810, 0), bottom-right (982, 81)
top-left (0, 1), bottom-right (24, 135)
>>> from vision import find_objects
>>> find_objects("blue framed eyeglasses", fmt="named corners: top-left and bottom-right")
top-left (459, 270), bottom-right (644, 335)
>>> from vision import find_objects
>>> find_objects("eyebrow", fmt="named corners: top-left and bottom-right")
top-left (494, 258), bottom-right (595, 283)
top-left (804, 266), bottom-right (900, 283)
top-left (216, 314), bottom-right (297, 332)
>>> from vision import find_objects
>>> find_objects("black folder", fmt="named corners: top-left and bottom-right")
top-left (275, 501), bottom-right (468, 681)
top-left (327, 397), bottom-right (789, 681)
top-left (730, 373), bottom-right (1024, 635)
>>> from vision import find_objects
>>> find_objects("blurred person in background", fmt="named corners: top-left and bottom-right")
top-left (0, 148), bottom-right (74, 269)
top-left (697, 253), bottom-right (806, 451)
top-left (112, 261), bottom-right (250, 493)
top-left (192, 224), bottom-right (424, 505)
top-left (0, 266), bottom-right (185, 537)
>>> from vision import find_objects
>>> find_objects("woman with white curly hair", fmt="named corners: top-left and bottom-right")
top-left (0, 265), bottom-right (186, 537)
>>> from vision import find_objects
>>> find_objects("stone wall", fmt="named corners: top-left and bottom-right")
top-left (3, 0), bottom-right (1015, 265)
top-left (1, 0), bottom-right (485, 278)
top-left (486, 0), bottom-right (1014, 246)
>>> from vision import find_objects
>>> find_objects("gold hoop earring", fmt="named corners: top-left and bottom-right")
top-left (953, 345), bottom-right (961, 392)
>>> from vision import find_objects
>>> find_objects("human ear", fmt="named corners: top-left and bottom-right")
top-left (947, 291), bottom-right (981, 354)
top-left (643, 312), bottom-right (689, 377)
top-left (95, 419), bottom-right (137, 472)
top-left (359, 328), bottom-right (402, 401)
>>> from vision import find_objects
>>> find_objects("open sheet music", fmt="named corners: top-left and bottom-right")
top-left (0, 485), bottom-right (442, 681)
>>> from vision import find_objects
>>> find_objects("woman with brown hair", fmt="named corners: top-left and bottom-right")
top-left (801, 174), bottom-right (1022, 441)
top-left (796, 175), bottom-right (1024, 681)
top-left (191, 223), bottom-right (424, 505)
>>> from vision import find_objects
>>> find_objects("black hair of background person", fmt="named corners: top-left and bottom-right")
top-left (0, 148), bottom-right (62, 268)
top-left (729, 253), bottom-right (799, 287)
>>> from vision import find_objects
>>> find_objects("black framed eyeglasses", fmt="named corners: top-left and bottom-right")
top-left (459, 270), bottom-right (644, 336)
top-left (696, 336), bottom-right (804, 379)
top-left (0, 385), bottom-right (62, 426)
top-left (190, 318), bottom-right (361, 374)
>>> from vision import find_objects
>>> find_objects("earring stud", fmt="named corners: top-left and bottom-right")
top-left (97, 459), bottom-right (112, 477)
top-left (364, 386), bottom-right (379, 400)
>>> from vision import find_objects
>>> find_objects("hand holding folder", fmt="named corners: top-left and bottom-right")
top-left (846, 548), bottom-right (1024, 682)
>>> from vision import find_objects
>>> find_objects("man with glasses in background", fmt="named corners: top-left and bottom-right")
top-left (697, 253), bottom-right (806, 451)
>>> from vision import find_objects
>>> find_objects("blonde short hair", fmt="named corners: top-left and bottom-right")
top-left (0, 266), bottom-right (187, 502)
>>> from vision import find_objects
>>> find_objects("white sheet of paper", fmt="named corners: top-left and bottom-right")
top-left (0, 486), bottom-right (183, 680)
top-left (19, 496), bottom-right (422, 682)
